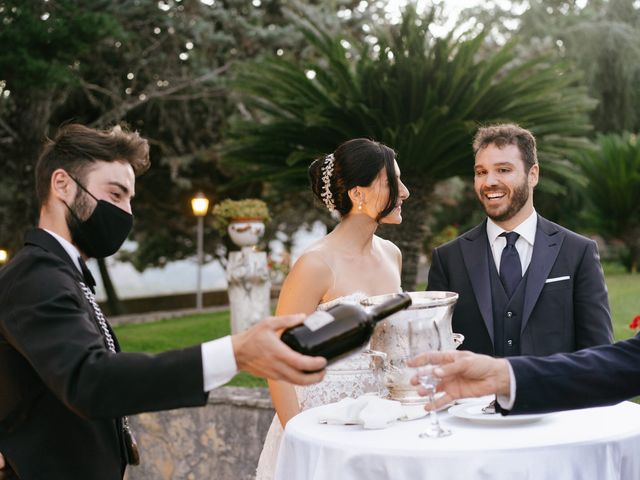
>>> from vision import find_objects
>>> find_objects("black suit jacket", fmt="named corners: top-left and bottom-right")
top-left (0, 229), bottom-right (208, 479)
top-left (427, 215), bottom-right (613, 355)
top-left (508, 334), bottom-right (640, 414)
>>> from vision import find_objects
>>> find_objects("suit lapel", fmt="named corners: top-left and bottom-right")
top-left (26, 228), bottom-right (120, 349)
top-left (460, 221), bottom-right (494, 344)
top-left (521, 216), bottom-right (565, 333)
top-left (24, 228), bottom-right (84, 284)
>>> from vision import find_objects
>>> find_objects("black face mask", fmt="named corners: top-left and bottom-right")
top-left (65, 176), bottom-right (133, 259)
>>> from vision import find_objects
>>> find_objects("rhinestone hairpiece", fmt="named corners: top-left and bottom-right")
top-left (320, 154), bottom-right (335, 212)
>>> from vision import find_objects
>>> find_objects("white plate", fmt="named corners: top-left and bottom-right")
top-left (448, 402), bottom-right (546, 425)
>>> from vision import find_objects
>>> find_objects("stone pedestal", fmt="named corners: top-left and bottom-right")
top-left (227, 247), bottom-right (271, 334)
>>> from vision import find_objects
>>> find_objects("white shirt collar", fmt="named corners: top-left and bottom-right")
top-left (486, 210), bottom-right (537, 246)
top-left (43, 228), bottom-right (82, 273)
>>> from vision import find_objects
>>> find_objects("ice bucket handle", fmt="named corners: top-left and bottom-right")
top-left (453, 333), bottom-right (465, 349)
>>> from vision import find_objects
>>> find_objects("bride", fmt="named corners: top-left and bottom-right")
top-left (256, 138), bottom-right (410, 478)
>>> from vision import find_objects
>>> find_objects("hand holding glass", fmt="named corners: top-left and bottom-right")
top-left (409, 317), bottom-right (451, 438)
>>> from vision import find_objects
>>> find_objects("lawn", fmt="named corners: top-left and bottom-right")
top-left (114, 265), bottom-right (640, 389)
top-left (114, 310), bottom-right (267, 387)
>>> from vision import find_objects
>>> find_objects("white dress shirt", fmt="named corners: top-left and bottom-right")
top-left (44, 229), bottom-right (237, 392)
top-left (483, 212), bottom-right (537, 411)
top-left (486, 210), bottom-right (538, 275)
top-left (497, 363), bottom-right (517, 410)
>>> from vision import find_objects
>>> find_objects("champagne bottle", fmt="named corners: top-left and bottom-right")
top-left (280, 293), bottom-right (412, 363)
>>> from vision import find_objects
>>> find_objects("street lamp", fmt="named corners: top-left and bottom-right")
top-left (191, 192), bottom-right (209, 310)
top-left (0, 249), bottom-right (7, 266)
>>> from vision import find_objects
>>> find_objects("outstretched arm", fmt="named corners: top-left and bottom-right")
top-left (232, 314), bottom-right (326, 384)
top-left (410, 335), bottom-right (640, 415)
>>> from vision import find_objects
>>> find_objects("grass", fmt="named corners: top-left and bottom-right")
top-left (114, 310), bottom-right (267, 387)
top-left (114, 264), bottom-right (640, 389)
top-left (602, 263), bottom-right (640, 341)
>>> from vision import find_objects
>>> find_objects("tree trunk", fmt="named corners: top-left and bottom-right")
top-left (377, 177), bottom-right (436, 290)
top-left (97, 257), bottom-right (125, 316)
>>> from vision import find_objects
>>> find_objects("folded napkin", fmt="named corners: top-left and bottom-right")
top-left (316, 395), bottom-right (408, 429)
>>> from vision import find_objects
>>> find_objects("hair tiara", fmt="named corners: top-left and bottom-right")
top-left (320, 153), bottom-right (335, 212)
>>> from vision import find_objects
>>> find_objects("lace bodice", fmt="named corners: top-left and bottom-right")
top-left (294, 293), bottom-right (383, 410)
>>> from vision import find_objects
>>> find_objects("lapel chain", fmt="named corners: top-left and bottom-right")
top-left (78, 281), bottom-right (140, 465)
top-left (78, 282), bottom-right (117, 353)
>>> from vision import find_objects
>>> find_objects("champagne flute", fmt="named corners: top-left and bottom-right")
top-left (409, 317), bottom-right (451, 438)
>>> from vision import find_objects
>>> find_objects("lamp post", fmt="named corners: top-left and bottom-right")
top-left (191, 192), bottom-right (209, 310)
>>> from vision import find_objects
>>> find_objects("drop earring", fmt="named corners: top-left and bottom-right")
top-left (358, 199), bottom-right (363, 211)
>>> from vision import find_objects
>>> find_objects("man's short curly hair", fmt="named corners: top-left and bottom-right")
top-left (35, 124), bottom-right (150, 207)
top-left (472, 123), bottom-right (537, 171)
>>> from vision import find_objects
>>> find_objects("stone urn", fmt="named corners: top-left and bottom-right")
top-left (227, 219), bottom-right (265, 249)
top-left (226, 219), bottom-right (270, 334)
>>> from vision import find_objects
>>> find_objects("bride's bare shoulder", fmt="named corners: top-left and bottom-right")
top-left (277, 245), bottom-right (334, 314)
top-left (374, 235), bottom-right (401, 256)
top-left (289, 244), bottom-right (333, 277)
top-left (374, 235), bottom-right (402, 271)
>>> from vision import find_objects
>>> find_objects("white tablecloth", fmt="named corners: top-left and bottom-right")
top-left (274, 400), bottom-right (640, 480)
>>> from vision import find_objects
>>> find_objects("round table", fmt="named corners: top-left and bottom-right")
top-left (274, 400), bottom-right (640, 480)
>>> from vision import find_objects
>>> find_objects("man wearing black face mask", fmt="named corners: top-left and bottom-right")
top-left (64, 174), bottom-right (134, 259)
top-left (0, 124), bottom-right (326, 480)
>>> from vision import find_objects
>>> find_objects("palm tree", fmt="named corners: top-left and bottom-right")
top-left (223, 5), bottom-right (595, 289)
top-left (579, 133), bottom-right (640, 273)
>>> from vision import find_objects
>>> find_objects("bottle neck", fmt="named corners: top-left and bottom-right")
top-left (370, 293), bottom-right (412, 322)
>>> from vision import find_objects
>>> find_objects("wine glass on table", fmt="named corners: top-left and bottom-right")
top-left (409, 317), bottom-right (451, 438)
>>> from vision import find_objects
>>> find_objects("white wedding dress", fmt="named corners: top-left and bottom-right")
top-left (255, 293), bottom-right (382, 480)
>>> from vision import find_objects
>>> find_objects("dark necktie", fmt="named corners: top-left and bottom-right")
top-left (499, 232), bottom-right (522, 298)
top-left (78, 256), bottom-right (96, 293)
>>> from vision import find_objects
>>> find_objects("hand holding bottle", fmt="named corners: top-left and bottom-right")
top-left (232, 314), bottom-right (327, 385)
top-left (281, 293), bottom-right (412, 363)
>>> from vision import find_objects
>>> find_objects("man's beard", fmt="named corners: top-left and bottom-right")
top-left (65, 190), bottom-right (93, 239)
top-left (479, 178), bottom-right (529, 223)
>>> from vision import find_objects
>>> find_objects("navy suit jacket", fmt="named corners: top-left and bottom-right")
top-left (0, 229), bottom-right (208, 479)
top-left (427, 215), bottom-right (613, 356)
top-left (508, 334), bottom-right (640, 414)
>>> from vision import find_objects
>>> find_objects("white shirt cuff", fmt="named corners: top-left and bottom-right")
top-left (201, 336), bottom-right (238, 392)
top-left (496, 361), bottom-right (516, 411)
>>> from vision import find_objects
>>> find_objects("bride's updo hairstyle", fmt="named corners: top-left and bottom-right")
top-left (309, 138), bottom-right (399, 221)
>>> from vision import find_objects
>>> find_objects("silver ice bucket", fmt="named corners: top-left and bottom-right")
top-left (361, 291), bottom-right (462, 405)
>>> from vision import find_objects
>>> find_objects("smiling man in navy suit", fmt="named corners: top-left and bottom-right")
top-left (427, 124), bottom-right (613, 357)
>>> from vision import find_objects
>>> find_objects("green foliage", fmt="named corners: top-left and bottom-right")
top-left (0, 0), bottom-right (121, 89)
top-left (460, 0), bottom-right (640, 134)
top-left (0, 0), bottom-right (305, 268)
top-left (211, 198), bottom-right (271, 234)
top-left (222, 3), bottom-right (595, 287)
top-left (225, 4), bottom-right (593, 189)
top-left (578, 133), bottom-right (640, 272)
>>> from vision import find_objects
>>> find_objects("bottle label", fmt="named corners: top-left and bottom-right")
top-left (304, 311), bottom-right (334, 332)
